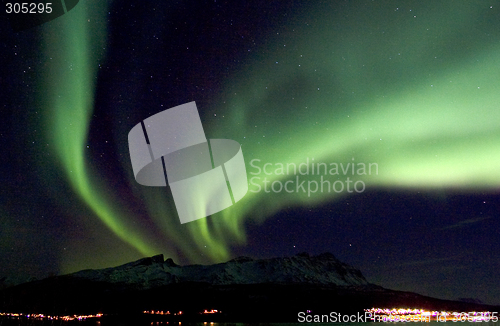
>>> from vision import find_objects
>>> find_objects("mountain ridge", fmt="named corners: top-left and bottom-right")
top-left (1, 252), bottom-right (498, 322)
top-left (69, 252), bottom-right (368, 289)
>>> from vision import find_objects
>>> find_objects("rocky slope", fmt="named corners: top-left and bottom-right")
top-left (1, 253), bottom-right (498, 321)
top-left (70, 252), bottom-right (368, 289)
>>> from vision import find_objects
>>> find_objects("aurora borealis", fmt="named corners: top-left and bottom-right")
top-left (1, 0), bottom-right (500, 305)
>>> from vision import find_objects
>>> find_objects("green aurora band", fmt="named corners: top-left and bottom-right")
top-left (42, 1), bottom-right (159, 265)
top-left (42, 1), bottom-right (500, 270)
top-left (191, 1), bottom-right (500, 259)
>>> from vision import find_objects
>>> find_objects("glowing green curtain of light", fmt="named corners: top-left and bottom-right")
top-left (185, 2), bottom-right (500, 259)
top-left (42, 1), bottom-right (156, 257)
top-left (39, 1), bottom-right (500, 266)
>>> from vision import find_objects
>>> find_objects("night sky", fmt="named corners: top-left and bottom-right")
top-left (1, 0), bottom-right (500, 306)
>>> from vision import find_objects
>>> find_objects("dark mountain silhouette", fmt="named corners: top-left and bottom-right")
top-left (1, 252), bottom-right (497, 322)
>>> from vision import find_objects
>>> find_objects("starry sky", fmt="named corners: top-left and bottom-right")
top-left (1, 0), bottom-right (500, 305)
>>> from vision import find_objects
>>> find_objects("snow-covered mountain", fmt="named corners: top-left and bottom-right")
top-left (71, 252), bottom-right (368, 289)
top-left (2, 252), bottom-right (498, 320)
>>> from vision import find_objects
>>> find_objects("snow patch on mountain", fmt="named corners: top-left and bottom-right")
top-left (71, 252), bottom-right (368, 289)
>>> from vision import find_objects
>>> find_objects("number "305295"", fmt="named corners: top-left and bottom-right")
top-left (6, 3), bottom-right (53, 14)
